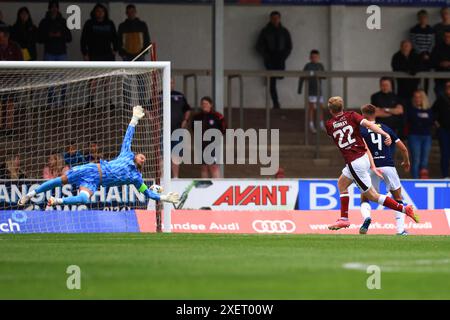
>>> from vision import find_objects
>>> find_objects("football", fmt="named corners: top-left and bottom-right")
top-left (149, 184), bottom-right (164, 194)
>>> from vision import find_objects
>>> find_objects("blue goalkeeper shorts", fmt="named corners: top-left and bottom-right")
top-left (66, 163), bottom-right (100, 193)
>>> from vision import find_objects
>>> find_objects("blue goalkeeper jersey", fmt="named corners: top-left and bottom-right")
top-left (99, 125), bottom-right (159, 200)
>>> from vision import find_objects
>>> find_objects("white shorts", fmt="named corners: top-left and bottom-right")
top-left (342, 154), bottom-right (372, 193)
top-left (370, 166), bottom-right (401, 192)
top-left (308, 96), bottom-right (324, 104)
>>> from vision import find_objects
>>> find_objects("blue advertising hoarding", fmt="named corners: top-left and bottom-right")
top-left (298, 179), bottom-right (450, 210)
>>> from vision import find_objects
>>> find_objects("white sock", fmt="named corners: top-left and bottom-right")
top-left (395, 211), bottom-right (405, 233)
top-left (361, 202), bottom-right (371, 219)
top-left (26, 190), bottom-right (36, 198)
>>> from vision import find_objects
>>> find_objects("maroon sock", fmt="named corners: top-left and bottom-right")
top-left (382, 196), bottom-right (404, 213)
top-left (340, 193), bottom-right (349, 219)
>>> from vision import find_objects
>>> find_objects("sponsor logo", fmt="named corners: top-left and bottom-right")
top-left (0, 218), bottom-right (21, 233)
top-left (213, 186), bottom-right (289, 206)
top-left (252, 220), bottom-right (296, 234)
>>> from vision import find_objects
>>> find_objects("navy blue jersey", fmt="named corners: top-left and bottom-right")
top-left (360, 122), bottom-right (399, 167)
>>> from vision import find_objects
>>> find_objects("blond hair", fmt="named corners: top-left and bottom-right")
top-left (328, 96), bottom-right (344, 113)
top-left (5, 155), bottom-right (21, 179)
top-left (413, 89), bottom-right (430, 110)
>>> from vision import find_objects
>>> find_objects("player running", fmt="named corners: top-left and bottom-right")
top-left (18, 106), bottom-right (179, 207)
top-left (325, 96), bottom-right (418, 231)
top-left (359, 104), bottom-right (411, 235)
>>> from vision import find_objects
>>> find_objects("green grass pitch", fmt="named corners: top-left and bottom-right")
top-left (0, 233), bottom-right (449, 299)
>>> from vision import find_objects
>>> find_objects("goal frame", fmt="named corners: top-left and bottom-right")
top-left (0, 61), bottom-right (172, 233)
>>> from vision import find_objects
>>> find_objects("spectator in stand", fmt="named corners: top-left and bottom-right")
top-left (256, 11), bottom-right (292, 109)
top-left (409, 9), bottom-right (434, 93)
top-left (431, 31), bottom-right (450, 98)
top-left (434, 7), bottom-right (450, 46)
top-left (1, 154), bottom-right (26, 179)
top-left (407, 89), bottom-right (433, 179)
top-left (370, 77), bottom-right (404, 140)
top-left (391, 40), bottom-right (421, 102)
top-left (432, 81), bottom-right (450, 178)
top-left (10, 7), bottom-right (38, 61)
top-left (298, 49), bottom-right (326, 134)
top-left (64, 141), bottom-right (86, 167)
top-left (0, 24), bottom-right (23, 135)
top-left (192, 97), bottom-right (226, 178)
top-left (43, 153), bottom-right (69, 179)
top-left (84, 142), bottom-right (103, 163)
top-left (170, 79), bottom-right (191, 178)
top-left (38, 0), bottom-right (72, 61)
top-left (81, 3), bottom-right (118, 61)
top-left (118, 4), bottom-right (151, 61)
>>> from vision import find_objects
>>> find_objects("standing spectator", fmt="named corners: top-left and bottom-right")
top-left (192, 97), bottom-right (226, 178)
top-left (38, 0), bottom-right (72, 61)
top-left (256, 11), bottom-right (292, 109)
top-left (432, 81), bottom-right (450, 178)
top-left (118, 4), bottom-right (151, 61)
top-left (43, 154), bottom-right (69, 179)
top-left (81, 3), bottom-right (118, 61)
top-left (84, 142), bottom-right (103, 163)
top-left (0, 24), bottom-right (22, 135)
top-left (407, 90), bottom-right (433, 179)
top-left (431, 31), bottom-right (450, 98)
top-left (64, 141), bottom-right (86, 167)
top-left (391, 40), bottom-right (421, 102)
top-left (298, 49), bottom-right (325, 133)
top-left (10, 7), bottom-right (38, 61)
top-left (434, 7), bottom-right (450, 46)
top-left (370, 77), bottom-right (404, 139)
top-left (2, 154), bottom-right (26, 179)
top-left (171, 79), bottom-right (191, 178)
top-left (410, 10), bottom-right (434, 93)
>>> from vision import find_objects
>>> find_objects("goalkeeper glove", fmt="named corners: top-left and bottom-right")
top-left (160, 192), bottom-right (180, 204)
top-left (130, 105), bottom-right (145, 126)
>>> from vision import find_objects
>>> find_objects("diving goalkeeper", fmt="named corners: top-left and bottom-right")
top-left (19, 106), bottom-right (179, 207)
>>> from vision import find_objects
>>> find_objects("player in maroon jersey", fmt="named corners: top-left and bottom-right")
top-left (325, 96), bottom-right (419, 230)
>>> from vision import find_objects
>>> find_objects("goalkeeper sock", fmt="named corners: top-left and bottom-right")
top-left (31, 177), bottom-right (63, 197)
top-left (62, 190), bottom-right (90, 205)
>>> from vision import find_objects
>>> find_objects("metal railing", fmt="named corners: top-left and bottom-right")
top-left (173, 69), bottom-right (450, 157)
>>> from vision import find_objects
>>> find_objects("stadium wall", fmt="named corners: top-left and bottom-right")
top-left (0, 3), bottom-right (441, 108)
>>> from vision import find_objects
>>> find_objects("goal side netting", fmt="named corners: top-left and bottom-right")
top-left (0, 61), bottom-right (171, 233)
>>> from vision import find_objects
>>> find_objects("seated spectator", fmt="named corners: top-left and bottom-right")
top-left (0, 24), bottom-right (23, 135)
top-left (298, 49), bottom-right (325, 134)
top-left (370, 77), bottom-right (404, 139)
top-left (64, 141), bottom-right (86, 167)
top-left (409, 9), bottom-right (434, 92)
top-left (118, 4), bottom-right (151, 61)
top-left (10, 7), bottom-right (38, 61)
top-left (432, 81), bottom-right (450, 178)
top-left (85, 142), bottom-right (103, 163)
top-left (2, 154), bottom-right (26, 179)
top-left (434, 7), bottom-right (450, 46)
top-left (38, 0), bottom-right (72, 61)
top-left (192, 97), bottom-right (226, 178)
top-left (431, 31), bottom-right (450, 97)
top-left (391, 40), bottom-right (421, 102)
top-left (407, 89), bottom-right (433, 179)
top-left (81, 3), bottom-right (118, 61)
top-left (43, 153), bottom-right (69, 179)
top-left (171, 78), bottom-right (191, 178)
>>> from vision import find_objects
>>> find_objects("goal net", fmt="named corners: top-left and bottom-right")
top-left (0, 61), bottom-right (171, 233)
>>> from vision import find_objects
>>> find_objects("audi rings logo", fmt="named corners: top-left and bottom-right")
top-left (252, 220), bottom-right (296, 234)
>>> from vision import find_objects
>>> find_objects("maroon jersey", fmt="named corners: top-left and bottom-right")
top-left (326, 111), bottom-right (367, 164)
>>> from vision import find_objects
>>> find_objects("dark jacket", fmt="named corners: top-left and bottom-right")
top-left (0, 40), bottom-right (23, 61)
top-left (256, 23), bottom-right (292, 70)
top-left (10, 20), bottom-right (38, 60)
top-left (391, 50), bottom-right (421, 101)
top-left (37, 12), bottom-right (72, 55)
top-left (118, 18), bottom-right (151, 60)
top-left (432, 95), bottom-right (450, 130)
top-left (81, 18), bottom-right (118, 61)
top-left (407, 105), bottom-right (434, 136)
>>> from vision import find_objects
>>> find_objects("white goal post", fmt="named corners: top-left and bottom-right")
top-left (0, 61), bottom-right (172, 233)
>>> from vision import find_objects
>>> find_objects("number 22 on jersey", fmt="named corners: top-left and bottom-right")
top-left (333, 125), bottom-right (356, 149)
